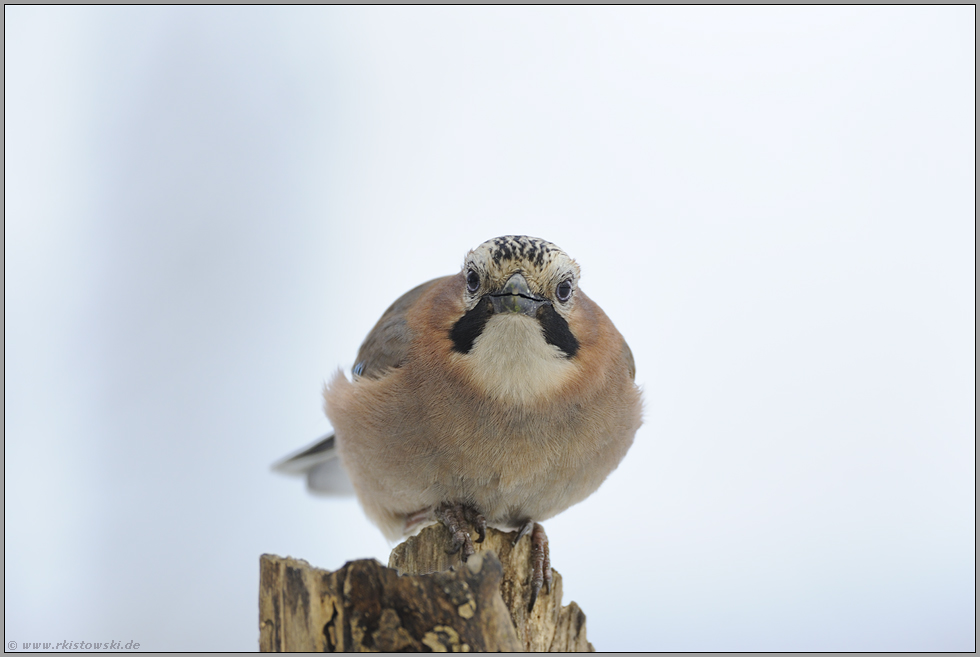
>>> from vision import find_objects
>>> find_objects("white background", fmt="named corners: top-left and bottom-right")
top-left (5, 7), bottom-right (974, 651)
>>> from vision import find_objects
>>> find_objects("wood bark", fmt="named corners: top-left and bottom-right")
top-left (259, 524), bottom-right (593, 652)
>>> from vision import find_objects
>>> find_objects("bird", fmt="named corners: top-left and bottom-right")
top-left (274, 235), bottom-right (642, 608)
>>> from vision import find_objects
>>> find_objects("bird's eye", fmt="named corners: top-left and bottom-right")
top-left (556, 279), bottom-right (573, 302)
top-left (466, 269), bottom-right (480, 293)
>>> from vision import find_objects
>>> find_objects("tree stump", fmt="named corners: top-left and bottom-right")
top-left (259, 524), bottom-right (594, 652)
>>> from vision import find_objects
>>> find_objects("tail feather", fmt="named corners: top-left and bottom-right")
top-left (272, 434), bottom-right (355, 496)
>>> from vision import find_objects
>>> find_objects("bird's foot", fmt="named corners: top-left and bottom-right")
top-left (434, 502), bottom-right (486, 562)
top-left (514, 521), bottom-right (552, 611)
top-left (463, 505), bottom-right (487, 544)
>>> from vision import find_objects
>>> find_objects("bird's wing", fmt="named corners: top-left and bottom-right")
top-left (272, 277), bottom-right (451, 495)
top-left (271, 434), bottom-right (356, 496)
top-left (352, 277), bottom-right (449, 380)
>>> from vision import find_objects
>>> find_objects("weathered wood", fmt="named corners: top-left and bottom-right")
top-left (390, 524), bottom-right (593, 652)
top-left (259, 551), bottom-right (520, 652)
top-left (260, 524), bottom-right (594, 652)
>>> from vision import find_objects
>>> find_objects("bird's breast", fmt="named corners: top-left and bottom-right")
top-left (459, 313), bottom-right (577, 406)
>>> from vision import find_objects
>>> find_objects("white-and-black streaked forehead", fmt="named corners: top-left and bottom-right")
top-left (451, 235), bottom-right (582, 359)
top-left (464, 235), bottom-right (580, 291)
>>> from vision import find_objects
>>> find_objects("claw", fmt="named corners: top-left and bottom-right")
top-left (463, 506), bottom-right (487, 543)
top-left (434, 502), bottom-right (486, 561)
top-left (527, 522), bottom-right (551, 611)
top-left (514, 521), bottom-right (552, 611)
top-left (436, 507), bottom-right (550, 610)
top-left (513, 520), bottom-right (534, 545)
top-left (535, 523), bottom-right (552, 595)
top-left (434, 503), bottom-right (474, 560)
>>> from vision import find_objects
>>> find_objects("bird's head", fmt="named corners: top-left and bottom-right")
top-left (462, 235), bottom-right (581, 314)
top-left (450, 236), bottom-right (582, 359)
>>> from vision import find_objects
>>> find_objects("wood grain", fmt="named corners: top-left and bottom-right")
top-left (260, 524), bottom-right (593, 652)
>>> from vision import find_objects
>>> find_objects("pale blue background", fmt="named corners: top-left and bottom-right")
top-left (5, 6), bottom-right (974, 651)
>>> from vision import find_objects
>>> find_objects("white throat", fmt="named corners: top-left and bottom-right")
top-left (466, 313), bottom-right (575, 405)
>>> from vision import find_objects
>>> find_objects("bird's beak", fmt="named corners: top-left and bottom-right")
top-left (489, 273), bottom-right (548, 317)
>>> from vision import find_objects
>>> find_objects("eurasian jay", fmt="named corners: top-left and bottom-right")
top-left (275, 235), bottom-right (642, 608)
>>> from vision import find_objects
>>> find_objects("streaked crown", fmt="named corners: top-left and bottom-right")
top-left (462, 236), bottom-right (581, 312)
